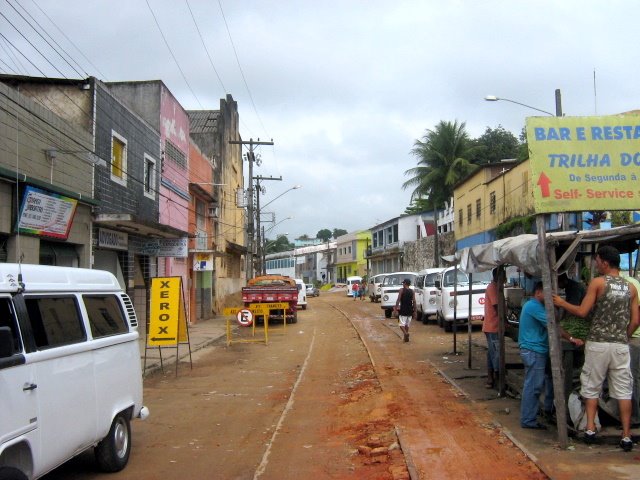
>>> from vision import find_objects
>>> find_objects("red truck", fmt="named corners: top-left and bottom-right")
top-left (241, 275), bottom-right (299, 323)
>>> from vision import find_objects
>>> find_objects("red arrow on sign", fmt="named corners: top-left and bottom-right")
top-left (537, 172), bottom-right (552, 198)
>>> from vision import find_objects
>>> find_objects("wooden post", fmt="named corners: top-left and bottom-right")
top-left (536, 215), bottom-right (568, 447)
top-left (496, 266), bottom-right (506, 397)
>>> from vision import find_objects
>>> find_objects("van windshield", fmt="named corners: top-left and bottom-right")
top-left (383, 274), bottom-right (415, 286)
top-left (442, 269), bottom-right (492, 287)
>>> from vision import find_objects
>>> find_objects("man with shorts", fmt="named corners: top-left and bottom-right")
top-left (394, 278), bottom-right (416, 343)
top-left (553, 245), bottom-right (639, 451)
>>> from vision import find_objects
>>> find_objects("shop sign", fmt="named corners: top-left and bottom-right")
top-left (98, 228), bottom-right (128, 250)
top-left (16, 186), bottom-right (77, 239)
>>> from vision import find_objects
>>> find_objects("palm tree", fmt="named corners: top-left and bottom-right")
top-left (403, 120), bottom-right (478, 209)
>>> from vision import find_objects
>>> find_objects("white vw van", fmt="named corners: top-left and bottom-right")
top-left (0, 264), bottom-right (148, 479)
top-left (345, 276), bottom-right (362, 297)
top-left (415, 268), bottom-right (444, 323)
top-left (435, 266), bottom-right (492, 331)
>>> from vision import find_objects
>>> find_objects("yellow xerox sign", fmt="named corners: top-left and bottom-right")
top-left (526, 114), bottom-right (640, 214)
top-left (148, 277), bottom-right (188, 346)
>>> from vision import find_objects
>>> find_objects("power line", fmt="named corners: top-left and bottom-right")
top-left (184, 0), bottom-right (226, 95)
top-left (217, 0), bottom-right (269, 139)
top-left (28, 0), bottom-right (107, 80)
top-left (145, 0), bottom-right (203, 109)
top-left (5, 0), bottom-right (86, 78)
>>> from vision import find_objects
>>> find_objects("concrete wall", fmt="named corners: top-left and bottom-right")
top-left (402, 231), bottom-right (456, 272)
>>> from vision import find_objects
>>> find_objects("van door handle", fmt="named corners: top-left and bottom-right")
top-left (23, 383), bottom-right (37, 391)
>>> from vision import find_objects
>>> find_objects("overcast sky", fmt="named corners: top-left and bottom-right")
top-left (3, 0), bottom-right (640, 241)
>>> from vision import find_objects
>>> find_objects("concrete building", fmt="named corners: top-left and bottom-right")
top-left (368, 213), bottom-right (434, 275)
top-left (335, 230), bottom-right (371, 281)
top-left (0, 79), bottom-right (94, 268)
top-left (187, 96), bottom-right (245, 314)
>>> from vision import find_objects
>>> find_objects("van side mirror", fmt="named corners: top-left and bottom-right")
top-left (434, 280), bottom-right (441, 289)
top-left (0, 327), bottom-right (14, 358)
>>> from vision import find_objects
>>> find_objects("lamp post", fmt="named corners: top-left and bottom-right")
top-left (484, 89), bottom-right (570, 447)
top-left (484, 89), bottom-right (562, 117)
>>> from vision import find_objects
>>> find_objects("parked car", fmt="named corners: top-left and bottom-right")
top-left (0, 264), bottom-right (148, 479)
top-left (435, 267), bottom-right (492, 331)
top-left (380, 272), bottom-right (417, 318)
top-left (415, 268), bottom-right (445, 324)
top-left (367, 273), bottom-right (388, 303)
top-left (306, 283), bottom-right (320, 297)
top-left (295, 278), bottom-right (307, 309)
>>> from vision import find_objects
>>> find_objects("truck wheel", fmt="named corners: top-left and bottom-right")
top-left (95, 412), bottom-right (131, 472)
top-left (0, 467), bottom-right (28, 480)
top-left (384, 309), bottom-right (391, 318)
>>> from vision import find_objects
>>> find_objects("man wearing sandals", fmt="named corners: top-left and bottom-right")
top-left (553, 246), bottom-right (639, 452)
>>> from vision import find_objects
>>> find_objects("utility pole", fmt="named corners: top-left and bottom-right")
top-left (229, 138), bottom-right (274, 280)
top-left (254, 175), bottom-right (282, 275)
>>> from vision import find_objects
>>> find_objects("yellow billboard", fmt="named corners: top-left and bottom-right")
top-left (526, 115), bottom-right (640, 214)
top-left (148, 277), bottom-right (188, 346)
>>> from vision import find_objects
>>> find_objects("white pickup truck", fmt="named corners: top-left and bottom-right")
top-left (435, 267), bottom-right (492, 332)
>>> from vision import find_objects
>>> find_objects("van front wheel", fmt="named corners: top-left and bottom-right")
top-left (95, 412), bottom-right (131, 472)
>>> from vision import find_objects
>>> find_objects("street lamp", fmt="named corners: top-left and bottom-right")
top-left (262, 185), bottom-right (302, 210)
top-left (484, 89), bottom-right (563, 117)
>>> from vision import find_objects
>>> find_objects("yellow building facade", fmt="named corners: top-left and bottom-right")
top-left (454, 160), bottom-right (534, 249)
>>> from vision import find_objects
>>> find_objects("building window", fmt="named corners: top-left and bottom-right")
top-left (111, 130), bottom-right (127, 185)
top-left (467, 204), bottom-right (472, 225)
top-left (373, 232), bottom-right (378, 248)
top-left (165, 140), bottom-right (187, 170)
top-left (490, 191), bottom-right (496, 215)
top-left (393, 224), bottom-right (398, 243)
top-left (476, 199), bottom-right (481, 219)
top-left (458, 209), bottom-right (463, 227)
top-left (144, 153), bottom-right (156, 199)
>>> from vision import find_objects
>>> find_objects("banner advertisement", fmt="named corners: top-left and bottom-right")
top-left (16, 186), bottom-right (78, 239)
top-left (526, 115), bottom-right (640, 214)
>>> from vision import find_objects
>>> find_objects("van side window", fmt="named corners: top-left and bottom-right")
top-left (24, 296), bottom-right (86, 349)
top-left (83, 295), bottom-right (128, 338)
top-left (0, 298), bottom-right (21, 354)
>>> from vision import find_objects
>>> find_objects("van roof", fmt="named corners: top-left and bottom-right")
top-left (0, 264), bottom-right (122, 293)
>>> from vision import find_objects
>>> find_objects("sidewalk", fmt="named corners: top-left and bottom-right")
top-left (138, 317), bottom-right (228, 376)
top-left (419, 327), bottom-right (640, 480)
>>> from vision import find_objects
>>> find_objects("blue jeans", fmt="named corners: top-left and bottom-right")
top-left (520, 349), bottom-right (548, 427)
top-left (485, 332), bottom-right (499, 372)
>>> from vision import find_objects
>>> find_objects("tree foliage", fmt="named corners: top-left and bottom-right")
top-left (316, 229), bottom-right (332, 241)
top-left (264, 235), bottom-right (294, 254)
top-left (332, 228), bottom-right (348, 238)
top-left (471, 125), bottom-right (520, 165)
top-left (403, 120), bottom-right (479, 210)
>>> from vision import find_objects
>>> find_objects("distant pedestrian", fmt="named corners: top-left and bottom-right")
top-left (394, 278), bottom-right (416, 342)
top-left (359, 281), bottom-right (366, 301)
top-left (352, 282), bottom-right (359, 300)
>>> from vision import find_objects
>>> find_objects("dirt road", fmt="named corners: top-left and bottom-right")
top-left (45, 291), bottom-right (545, 479)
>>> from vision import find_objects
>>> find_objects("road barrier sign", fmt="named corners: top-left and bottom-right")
top-left (236, 309), bottom-right (253, 326)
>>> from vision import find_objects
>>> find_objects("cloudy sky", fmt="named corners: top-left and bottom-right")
top-left (3, 0), bottom-right (640, 241)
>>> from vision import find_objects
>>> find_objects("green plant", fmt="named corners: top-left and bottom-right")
top-left (495, 215), bottom-right (535, 239)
